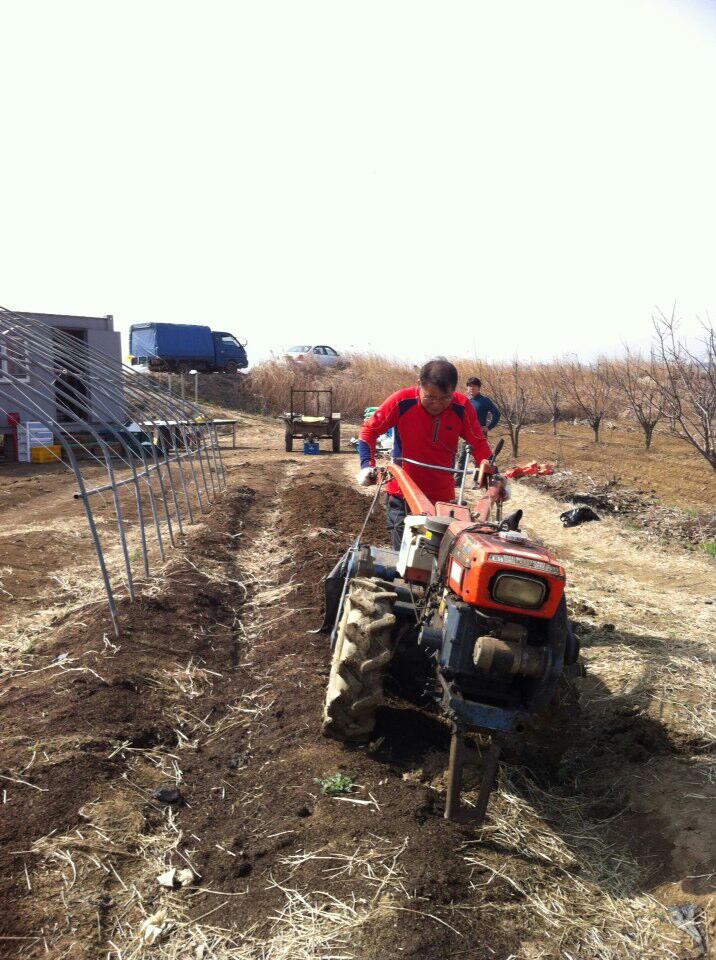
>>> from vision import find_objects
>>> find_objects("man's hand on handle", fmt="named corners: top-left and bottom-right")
top-left (474, 458), bottom-right (495, 489)
top-left (480, 461), bottom-right (512, 500)
top-left (357, 466), bottom-right (377, 487)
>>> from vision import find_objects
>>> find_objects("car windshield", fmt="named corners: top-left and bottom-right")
top-left (288, 345), bottom-right (312, 353)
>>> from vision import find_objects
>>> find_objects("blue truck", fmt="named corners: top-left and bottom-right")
top-left (129, 323), bottom-right (248, 374)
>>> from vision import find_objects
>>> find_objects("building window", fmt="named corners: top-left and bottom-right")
top-left (0, 334), bottom-right (30, 381)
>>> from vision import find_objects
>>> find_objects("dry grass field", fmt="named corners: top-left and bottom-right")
top-left (500, 422), bottom-right (716, 515)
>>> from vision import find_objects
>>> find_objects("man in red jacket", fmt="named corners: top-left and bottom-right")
top-left (357, 359), bottom-right (492, 549)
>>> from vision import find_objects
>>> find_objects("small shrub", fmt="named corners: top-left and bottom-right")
top-left (315, 773), bottom-right (356, 796)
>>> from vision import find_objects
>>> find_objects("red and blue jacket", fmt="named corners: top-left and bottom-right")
top-left (358, 387), bottom-right (492, 504)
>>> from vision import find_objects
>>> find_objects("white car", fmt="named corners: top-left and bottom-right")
top-left (284, 344), bottom-right (342, 367)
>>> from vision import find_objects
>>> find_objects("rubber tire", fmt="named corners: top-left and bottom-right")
top-left (285, 425), bottom-right (293, 452)
top-left (176, 361), bottom-right (191, 375)
top-left (332, 424), bottom-right (341, 453)
top-left (224, 360), bottom-right (238, 374)
top-left (322, 577), bottom-right (398, 742)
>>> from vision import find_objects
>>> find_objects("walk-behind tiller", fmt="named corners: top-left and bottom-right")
top-left (321, 443), bottom-right (581, 823)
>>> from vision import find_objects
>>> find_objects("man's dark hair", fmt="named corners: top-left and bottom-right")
top-left (466, 376), bottom-right (482, 389)
top-left (419, 359), bottom-right (458, 393)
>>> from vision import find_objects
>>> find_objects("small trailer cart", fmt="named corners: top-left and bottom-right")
top-left (282, 388), bottom-right (341, 453)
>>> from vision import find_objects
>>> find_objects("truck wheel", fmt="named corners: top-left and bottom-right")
top-left (322, 577), bottom-right (397, 742)
top-left (285, 425), bottom-right (293, 452)
top-left (224, 360), bottom-right (238, 374)
top-left (176, 361), bottom-right (191, 375)
top-left (332, 424), bottom-right (341, 453)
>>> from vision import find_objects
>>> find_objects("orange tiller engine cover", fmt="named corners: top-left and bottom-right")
top-left (444, 524), bottom-right (566, 619)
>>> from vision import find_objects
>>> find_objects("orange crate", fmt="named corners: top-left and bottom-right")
top-left (30, 445), bottom-right (62, 463)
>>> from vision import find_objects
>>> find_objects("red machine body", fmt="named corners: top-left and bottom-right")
top-left (385, 461), bottom-right (566, 620)
top-left (442, 522), bottom-right (565, 619)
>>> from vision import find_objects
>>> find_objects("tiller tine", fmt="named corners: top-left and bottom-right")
top-left (444, 726), bottom-right (501, 825)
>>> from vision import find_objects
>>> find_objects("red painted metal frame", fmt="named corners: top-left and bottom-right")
top-left (472, 480), bottom-right (506, 522)
top-left (384, 462), bottom-right (504, 521)
top-left (382, 462), bottom-right (564, 619)
top-left (383, 463), bottom-right (436, 516)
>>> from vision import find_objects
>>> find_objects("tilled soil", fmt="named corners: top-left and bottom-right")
top-left (0, 433), bottom-right (713, 959)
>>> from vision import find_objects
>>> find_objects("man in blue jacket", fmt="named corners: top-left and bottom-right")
top-left (466, 377), bottom-right (501, 432)
top-left (456, 377), bottom-right (501, 481)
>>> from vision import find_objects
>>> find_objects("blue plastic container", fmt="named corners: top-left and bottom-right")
top-left (304, 441), bottom-right (320, 455)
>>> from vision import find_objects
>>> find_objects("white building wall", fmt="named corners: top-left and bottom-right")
top-left (0, 312), bottom-right (123, 433)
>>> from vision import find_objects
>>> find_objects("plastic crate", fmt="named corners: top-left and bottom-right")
top-left (303, 441), bottom-right (320, 455)
top-left (30, 445), bottom-right (62, 463)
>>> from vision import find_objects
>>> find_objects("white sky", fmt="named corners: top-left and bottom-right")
top-left (1, 0), bottom-right (715, 365)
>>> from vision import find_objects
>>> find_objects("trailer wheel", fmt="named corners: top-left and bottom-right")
top-left (332, 424), bottom-right (341, 453)
top-left (176, 361), bottom-right (191, 375)
top-left (285, 425), bottom-right (294, 452)
top-left (322, 577), bottom-right (397, 742)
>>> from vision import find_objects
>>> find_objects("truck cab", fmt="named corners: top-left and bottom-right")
top-left (212, 332), bottom-right (248, 373)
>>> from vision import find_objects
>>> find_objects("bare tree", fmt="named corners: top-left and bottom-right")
top-left (650, 311), bottom-right (716, 470)
top-left (612, 350), bottom-right (665, 450)
top-left (486, 360), bottom-right (531, 457)
top-left (534, 364), bottom-right (561, 435)
top-left (557, 357), bottom-right (614, 443)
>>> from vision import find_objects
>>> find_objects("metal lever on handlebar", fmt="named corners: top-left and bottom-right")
top-left (476, 436), bottom-right (504, 489)
top-left (394, 456), bottom-right (465, 474)
top-left (458, 444), bottom-right (471, 506)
